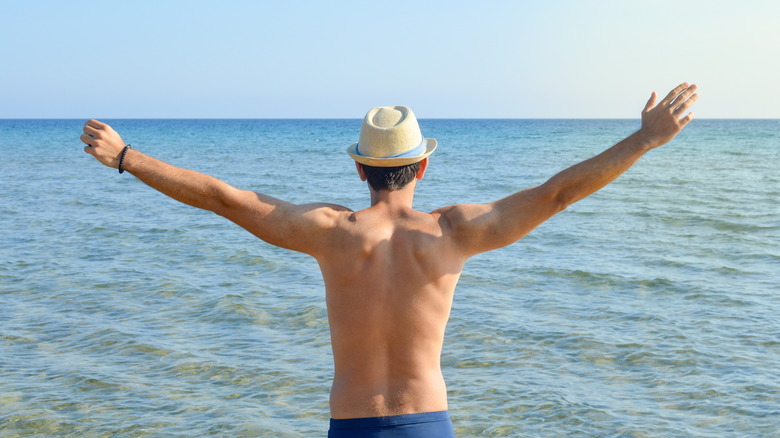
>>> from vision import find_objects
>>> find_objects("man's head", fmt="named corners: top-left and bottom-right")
top-left (347, 106), bottom-right (436, 183)
top-left (356, 160), bottom-right (424, 192)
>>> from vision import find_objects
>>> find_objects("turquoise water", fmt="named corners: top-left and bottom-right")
top-left (1, 119), bottom-right (778, 437)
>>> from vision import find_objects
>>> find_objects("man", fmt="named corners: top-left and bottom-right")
top-left (82, 83), bottom-right (698, 437)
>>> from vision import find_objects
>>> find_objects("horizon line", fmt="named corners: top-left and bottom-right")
top-left (1, 117), bottom-right (777, 121)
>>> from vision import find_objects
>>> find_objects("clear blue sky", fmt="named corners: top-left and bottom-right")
top-left (2, 0), bottom-right (777, 118)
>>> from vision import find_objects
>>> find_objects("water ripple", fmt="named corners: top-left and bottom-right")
top-left (1, 119), bottom-right (778, 436)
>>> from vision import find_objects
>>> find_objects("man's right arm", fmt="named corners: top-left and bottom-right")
top-left (82, 120), bottom-right (349, 255)
top-left (440, 83), bottom-right (698, 257)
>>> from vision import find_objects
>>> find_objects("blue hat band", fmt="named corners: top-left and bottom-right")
top-left (356, 138), bottom-right (427, 159)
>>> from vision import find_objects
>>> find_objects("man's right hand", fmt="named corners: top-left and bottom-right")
top-left (81, 119), bottom-right (128, 169)
top-left (637, 83), bottom-right (699, 150)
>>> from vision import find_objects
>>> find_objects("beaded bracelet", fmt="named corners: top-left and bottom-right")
top-left (118, 144), bottom-right (132, 174)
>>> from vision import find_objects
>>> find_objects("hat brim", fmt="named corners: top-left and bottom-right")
top-left (346, 138), bottom-right (437, 167)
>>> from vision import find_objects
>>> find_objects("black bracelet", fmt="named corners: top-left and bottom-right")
top-left (118, 144), bottom-right (132, 174)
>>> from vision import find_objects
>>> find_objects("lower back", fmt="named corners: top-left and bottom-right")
top-left (328, 351), bottom-right (449, 418)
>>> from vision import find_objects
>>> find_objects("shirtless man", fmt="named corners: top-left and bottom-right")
top-left (82, 83), bottom-right (698, 437)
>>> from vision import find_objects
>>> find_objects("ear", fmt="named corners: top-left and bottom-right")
top-left (355, 162), bottom-right (367, 181)
top-left (415, 157), bottom-right (429, 180)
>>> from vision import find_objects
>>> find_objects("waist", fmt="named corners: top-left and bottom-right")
top-left (330, 373), bottom-right (448, 419)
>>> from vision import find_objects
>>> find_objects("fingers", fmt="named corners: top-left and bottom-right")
top-left (83, 124), bottom-right (100, 136)
top-left (651, 83), bottom-right (698, 122)
top-left (670, 83), bottom-right (697, 107)
top-left (643, 91), bottom-right (657, 113)
top-left (80, 133), bottom-right (94, 146)
top-left (645, 83), bottom-right (697, 115)
top-left (85, 119), bottom-right (107, 130)
top-left (659, 83), bottom-right (690, 107)
top-left (680, 112), bottom-right (695, 127)
top-left (674, 92), bottom-right (699, 115)
top-left (82, 121), bottom-right (104, 148)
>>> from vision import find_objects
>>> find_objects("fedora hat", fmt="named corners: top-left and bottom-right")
top-left (347, 105), bottom-right (437, 167)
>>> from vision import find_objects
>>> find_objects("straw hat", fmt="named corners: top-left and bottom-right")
top-left (347, 105), bottom-right (437, 167)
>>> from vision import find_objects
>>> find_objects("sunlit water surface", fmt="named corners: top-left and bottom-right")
top-left (1, 119), bottom-right (778, 436)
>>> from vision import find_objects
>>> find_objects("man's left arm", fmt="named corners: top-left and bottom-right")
top-left (541, 83), bottom-right (698, 207)
top-left (442, 83), bottom-right (699, 256)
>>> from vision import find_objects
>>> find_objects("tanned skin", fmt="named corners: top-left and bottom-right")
top-left (82, 84), bottom-right (698, 419)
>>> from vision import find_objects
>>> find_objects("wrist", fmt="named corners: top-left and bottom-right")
top-left (630, 130), bottom-right (660, 152)
top-left (118, 147), bottom-right (143, 174)
top-left (118, 145), bottom-right (132, 174)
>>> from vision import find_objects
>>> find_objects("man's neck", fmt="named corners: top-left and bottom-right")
top-left (369, 182), bottom-right (418, 211)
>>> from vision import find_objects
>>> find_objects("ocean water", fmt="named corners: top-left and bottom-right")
top-left (1, 118), bottom-right (778, 437)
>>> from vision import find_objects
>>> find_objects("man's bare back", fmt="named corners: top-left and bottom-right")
top-left (82, 84), bottom-right (698, 433)
top-left (320, 188), bottom-right (466, 418)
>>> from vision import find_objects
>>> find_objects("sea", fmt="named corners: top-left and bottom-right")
top-left (1, 118), bottom-right (778, 437)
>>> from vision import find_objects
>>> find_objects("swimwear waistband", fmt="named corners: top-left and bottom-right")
top-left (329, 410), bottom-right (452, 430)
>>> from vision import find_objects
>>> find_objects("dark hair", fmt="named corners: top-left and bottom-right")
top-left (362, 162), bottom-right (421, 191)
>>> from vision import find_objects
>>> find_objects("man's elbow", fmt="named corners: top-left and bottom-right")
top-left (538, 182), bottom-right (571, 213)
top-left (554, 190), bottom-right (575, 212)
top-left (209, 186), bottom-right (245, 217)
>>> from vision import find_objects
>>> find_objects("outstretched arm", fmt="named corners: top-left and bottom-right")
top-left (442, 83), bottom-right (699, 256)
top-left (81, 120), bottom-right (349, 255)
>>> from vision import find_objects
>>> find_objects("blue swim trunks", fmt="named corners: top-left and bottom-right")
top-left (328, 410), bottom-right (455, 437)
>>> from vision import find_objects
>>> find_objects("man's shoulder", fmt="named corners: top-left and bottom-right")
top-left (295, 202), bottom-right (355, 227)
top-left (430, 203), bottom-right (490, 227)
top-left (305, 202), bottom-right (354, 214)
